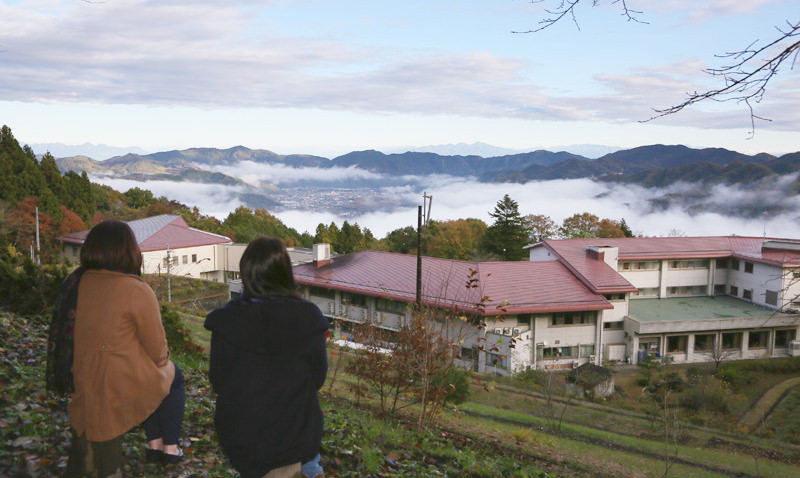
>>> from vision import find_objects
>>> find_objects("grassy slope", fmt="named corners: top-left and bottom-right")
top-left (3, 309), bottom-right (800, 478)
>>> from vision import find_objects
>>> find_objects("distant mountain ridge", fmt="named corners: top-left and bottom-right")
top-left (55, 144), bottom-right (800, 191)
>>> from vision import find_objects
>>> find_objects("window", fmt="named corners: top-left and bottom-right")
top-left (744, 262), bottom-right (754, 273)
top-left (486, 352), bottom-right (508, 369)
top-left (765, 290), bottom-right (778, 306)
top-left (715, 259), bottom-right (728, 269)
top-left (225, 271), bottom-right (241, 281)
top-left (604, 321), bottom-right (624, 330)
top-left (342, 293), bottom-right (367, 307)
top-left (619, 261), bottom-right (659, 271)
top-left (722, 332), bottom-right (742, 350)
top-left (163, 257), bottom-right (168, 268)
top-left (714, 284), bottom-right (726, 295)
top-left (669, 260), bottom-right (709, 269)
top-left (542, 346), bottom-right (578, 358)
top-left (604, 293), bottom-right (625, 301)
top-left (667, 285), bottom-right (706, 296)
top-left (743, 289), bottom-right (753, 301)
top-left (667, 335), bottom-right (688, 354)
top-left (694, 334), bottom-right (715, 351)
top-left (192, 254), bottom-right (198, 263)
top-left (632, 287), bottom-right (659, 298)
top-left (775, 329), bottom-right (797, 348)
top-left (551, 311), bottom-right (595, 326)
top-left (460, 347), bottom-right (477, 362)
top-left (72, 245), bottom-right (79, 256)
top-left (579, 345), bottom-right (595, 356)
top-left (748, 331), bottom-right (769, 349)
top-left (308, 286), bottom-right (335, 300)
top-left (172, 256), bottom-right (179, 266)
top-left (639, 337), bottom-right (660, 354)
top-left (730, 286), bottom-right (739, 296)
top-left (730, 259), bottom-right (740, 271)
top-left (182, 255), bottom-right (188, 264)
top-left (794, 271), bottom-right (800, 279)
top-left (376, 298), bottom-right (407, 314)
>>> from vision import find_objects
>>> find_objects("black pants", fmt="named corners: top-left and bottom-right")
top-left (142, 363), bottom-right (185, 445)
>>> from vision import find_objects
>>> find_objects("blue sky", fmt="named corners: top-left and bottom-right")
top-left (1, 0), bottom-right (798, 158)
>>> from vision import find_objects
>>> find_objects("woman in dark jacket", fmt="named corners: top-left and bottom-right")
top-left (205, 236), bottom-right (328, 478)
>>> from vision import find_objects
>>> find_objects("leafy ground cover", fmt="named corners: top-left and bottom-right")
top-left (3, 308), bottom-right (800, 478)
top-left (0, 311), bottom-right (552, 477)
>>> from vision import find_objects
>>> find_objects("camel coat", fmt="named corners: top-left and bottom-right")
top-left (68, 269), bottom-right (175, 442)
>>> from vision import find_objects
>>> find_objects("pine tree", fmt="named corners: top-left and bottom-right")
top-left (480, 194), bottom-right (530, 261)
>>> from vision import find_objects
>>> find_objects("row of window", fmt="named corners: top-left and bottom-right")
top-left (620, 258), bottom-right (758, 273)
top-left (540, 344), bottom-right (595, 359)
top-left (162, 253), bottom-right (199, 268)
top-left (650, 329), bottom-right (796, 354)
top-left (550, 311), bottom-right (595, 326)
top-left (307, 288), bottom-right (409, 315)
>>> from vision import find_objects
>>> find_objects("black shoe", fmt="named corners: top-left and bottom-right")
top-left (144, 447), bottom-right (163, 464)
top-left (162, 447), bottom-right (183, 465)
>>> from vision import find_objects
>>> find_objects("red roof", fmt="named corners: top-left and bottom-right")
top-left (293, 250), bottom-right (611, 315)
top-left (537, 236), bottom-right (800, 292)
top-left (58, 215), bottom-right (231, 252)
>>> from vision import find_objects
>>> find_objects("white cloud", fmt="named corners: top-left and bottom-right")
top-left (91, 165), bottom-right (800, 240)
top-left (200, 161), bottom-right (384, 186)
top-left (91, 176), bottom-right (248, 219)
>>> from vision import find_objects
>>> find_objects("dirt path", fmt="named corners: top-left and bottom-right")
top-left (737, 376), bottom-right (800, 431)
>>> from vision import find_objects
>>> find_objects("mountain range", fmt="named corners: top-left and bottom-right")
top-left (56, 144), bottom-right (799, 189)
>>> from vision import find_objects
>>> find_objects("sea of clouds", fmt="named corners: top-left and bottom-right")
top-left (92, 164), bottom-right (800, 240)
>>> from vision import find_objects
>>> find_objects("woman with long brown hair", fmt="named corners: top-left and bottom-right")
top-left (47, 220), bottom-right (185, 477)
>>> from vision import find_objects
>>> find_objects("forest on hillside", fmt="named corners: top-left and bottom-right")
top-left (1, 125), bottom-right (635, 268)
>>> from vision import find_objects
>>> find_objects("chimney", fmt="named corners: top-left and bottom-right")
top-left (313, 243), bottom-right (331, 267)
top-left (587, 245), bottom-right (619, 270)
top-left (586, 247), bottom-right (604, 262)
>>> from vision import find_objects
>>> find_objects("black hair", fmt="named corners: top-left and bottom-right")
top-left (240, 236), bottom-right (298, 298)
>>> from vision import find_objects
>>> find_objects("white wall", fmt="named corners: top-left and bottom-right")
top-left (528, 246), bottom-right (558, 261)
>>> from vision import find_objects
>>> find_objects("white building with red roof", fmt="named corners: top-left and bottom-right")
top-left (293, 236), bottom-right (800, 375)
top-left (58, 215), bottom-right (234, 282)
top-left (528, 236), bottom-right (800, 366)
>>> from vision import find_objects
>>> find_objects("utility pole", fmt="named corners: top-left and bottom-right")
top-left (415, 193), bottom-right (433, 306)
top-left (35, 206), bottom-right (40, 265)
top-left (416, 205), bottom-right (422, 306)
top-left (166, 246), bottom-right (172, 302)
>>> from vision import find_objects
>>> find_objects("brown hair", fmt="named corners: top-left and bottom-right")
top-left (240, 236), bottom-right (298, 298)
top-left (80, 220), bottom-right (142, 275)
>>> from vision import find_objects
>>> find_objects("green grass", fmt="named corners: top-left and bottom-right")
top-left (763, 385), bottom-right (800, 444)
top-left (458, 401), bottom-right (800, 478)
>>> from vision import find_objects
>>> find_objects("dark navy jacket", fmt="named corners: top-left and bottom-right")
top-left (205, 295), bottom-right (328, 478)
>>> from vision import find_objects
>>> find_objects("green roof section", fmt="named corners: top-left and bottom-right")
top-left (629, 296), bottom-right (778, 322)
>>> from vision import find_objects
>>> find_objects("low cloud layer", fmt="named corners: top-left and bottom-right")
top-left (90, 167), bottom-right (800, 241)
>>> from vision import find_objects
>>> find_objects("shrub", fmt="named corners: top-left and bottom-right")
top-left (715, 365), bottom-right (757, 392)
top-left (0, 258), bottom-right (69, 316)
top-left (160, 303), bottom-right (204, 356)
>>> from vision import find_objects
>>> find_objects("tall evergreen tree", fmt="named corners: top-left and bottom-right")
top-left (480, 194), bottom-right (530, 261)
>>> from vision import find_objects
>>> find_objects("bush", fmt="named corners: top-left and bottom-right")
top-left (679, 381), bottom-right (730, 414)
top-left (715, 366), bottom-right (756, 392)
top-left (0, 258), bottom-right (69, 316)
top-left (160, 303), bottom-right (204, 356)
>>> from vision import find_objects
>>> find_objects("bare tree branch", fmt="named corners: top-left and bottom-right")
top-left (645, 21), bottom-right (800, 138)
top-left (517, 2), bottom-right (799, 136)
top-left (513, 0), bottom-right (646, 34)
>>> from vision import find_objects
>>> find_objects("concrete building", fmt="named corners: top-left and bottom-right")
top-left (293, 236), bottom-right (800, 375)
top-left (527, 236), bottom-right (800, 366)
top-left (58, 215), bottom-right (233, 281)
